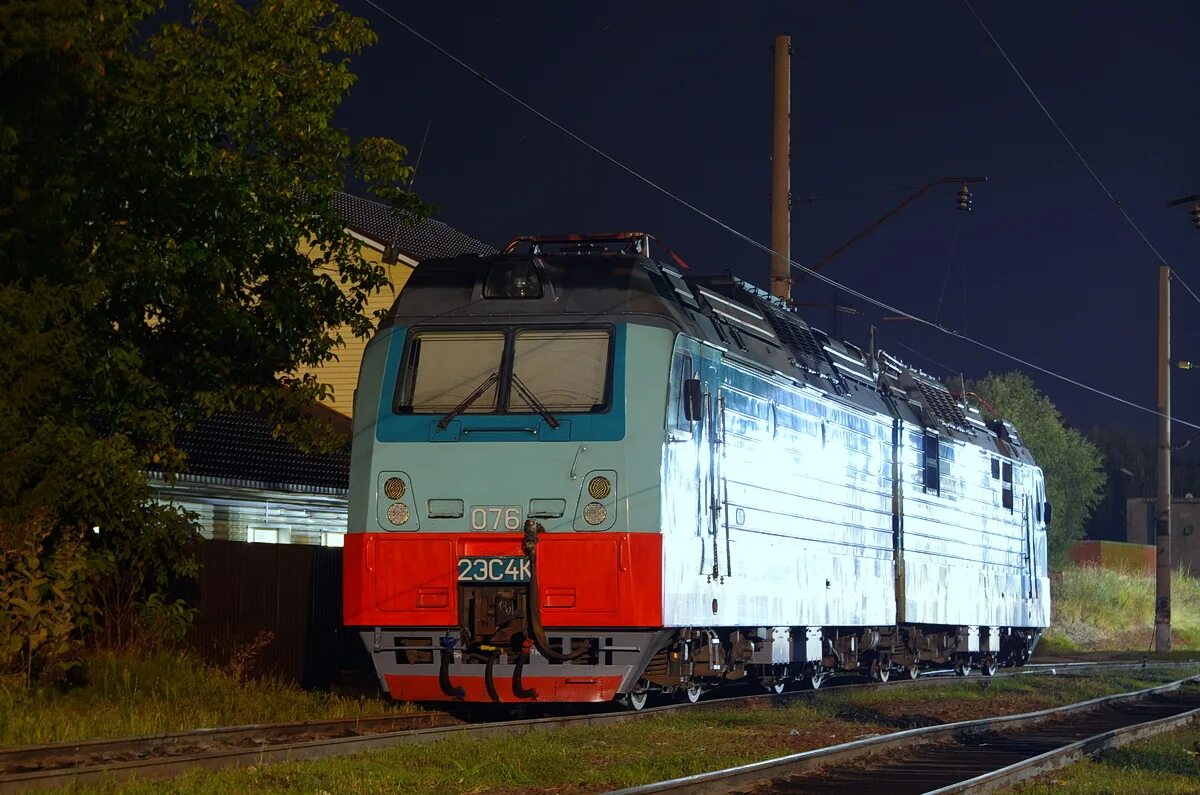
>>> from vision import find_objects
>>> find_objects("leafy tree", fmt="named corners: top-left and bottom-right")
top-left (0, 0), bottom-right (423, 658)
top-left (970, 373), bottom-right (1105, 570)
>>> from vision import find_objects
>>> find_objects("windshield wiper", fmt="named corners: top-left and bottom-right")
top-left (437, 372), bottom-right (500, 430)
top-left (510, 373), bottom-right (561, 429)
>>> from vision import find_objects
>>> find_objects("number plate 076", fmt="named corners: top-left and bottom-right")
top-left (457, 556), bottom-right (532, 583)
top-left (470, 505), bottom-right (522, 531)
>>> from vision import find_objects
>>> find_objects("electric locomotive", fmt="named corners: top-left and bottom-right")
top-left (343, 232), bottom-right (1050, 706)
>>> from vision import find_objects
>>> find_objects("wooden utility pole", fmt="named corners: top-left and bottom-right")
top-left (1156, 263), bottom-right (1172, 653)
top-left (770, 35), bottom-right (792, 302)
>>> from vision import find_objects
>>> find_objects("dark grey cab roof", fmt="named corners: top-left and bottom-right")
top-left (385, 243), bottom-right (1035, 465)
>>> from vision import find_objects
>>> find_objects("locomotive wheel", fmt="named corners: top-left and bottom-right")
top-left (808, 670), bottom-right (828, 690)
top-left (684, 683), bottom-right (704, 703)
top-left (906, 664), bottom-right (920, 681)
top-left (624, 690), bottom-right (649, 711)
top-left (954, 659), bottom-right (972, 677)
top-left (980, 655), bottom-right (999, 677)
top-left (766, 680), bottom-right (786, 695)
top-left (870, 656), bottom-right (891, 684)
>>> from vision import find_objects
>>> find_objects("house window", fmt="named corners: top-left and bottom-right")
top-left (250, 527), bottom-right (279, 544)
top-left (923, 431), bottom-right (940, 495)
top-left (991, 457), bottom-right (1000, 479)
top-left (1002, 461), bottom-right (1014, 511)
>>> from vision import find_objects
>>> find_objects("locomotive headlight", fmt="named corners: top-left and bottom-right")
top-left (583, 502), bottom-right (607, 525)
top-left (587, 476), bottom-right (612, 500)
top-left (383, 477), bottom-right (407, 500)
top-left (386, 502), bottom-right (411, 525)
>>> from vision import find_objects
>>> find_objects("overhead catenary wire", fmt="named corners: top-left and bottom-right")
top-left (935, 214), bottom-right (965, 326)
top-left (364, 1), bottom-right (1200, 432)
top-left (961, 0), bottom-right (1174, 270)
top-left (1172, 270), bottom-right (1200, 311)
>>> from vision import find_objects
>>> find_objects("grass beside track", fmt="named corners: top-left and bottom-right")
top-left (1011, 722), bottom-right (1200, 794)
top-left (1043, 565), bottom-right (1200, 653)
top-left (0, 651), bottom-right (415, 747)
top-left (66, 670), bottom-right (1200, 794)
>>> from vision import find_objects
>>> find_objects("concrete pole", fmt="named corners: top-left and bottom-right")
top-left (1155, 263), bottom-right (1172, 653)
top-left (770, 35), bottom-right (792, 302)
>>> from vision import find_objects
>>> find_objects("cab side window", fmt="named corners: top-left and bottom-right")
top-left (668, 351), bottom-right (694, 434)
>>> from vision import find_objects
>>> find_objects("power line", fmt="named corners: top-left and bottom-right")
top-left (365, 2), bottom-right (1200, 432)
top-left (935, 214), bottom-right (964, 325)
top-left (1173, 270), bottom-right (1200, 311)
top-left (961, 0), bottom-right (1172, 270)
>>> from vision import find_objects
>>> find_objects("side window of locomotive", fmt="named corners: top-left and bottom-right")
top-left (668, 351), bottom-right (694, 433)
top-left (509, 329), bottom-right (611, 413)
top-left (396, 331), bottom-right (505, 413)
top-left (1002, 461), bottom-right (1014, 511)
top-left (922, 431), bottom-right (940, 495)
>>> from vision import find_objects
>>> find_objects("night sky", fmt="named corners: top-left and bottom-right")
top-left (339, 1), bottom-right (1199, 439)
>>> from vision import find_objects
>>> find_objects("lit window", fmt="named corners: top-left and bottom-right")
top-left (510, 330), bottom-right (610, 413)
top-left (401, 331), bottom-right (505, 413)
top-left (250, 527), bottom-right (278, 544)
top-left (323, 531), bottom-right (345, 547)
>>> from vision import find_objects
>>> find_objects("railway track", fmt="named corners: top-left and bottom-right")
top-left (1, 660), bottom-right (1193, 793)
top-left (611, 673), bottom-right (1200, 794)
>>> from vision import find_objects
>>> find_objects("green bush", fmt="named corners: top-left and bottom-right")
top-left (0, 514), bottom-right (88, 686)
top-left (136, 592), bottom-right (199, 651)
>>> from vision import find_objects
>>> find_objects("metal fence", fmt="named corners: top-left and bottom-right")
top-left (186, 539), bottom-right (367, 688)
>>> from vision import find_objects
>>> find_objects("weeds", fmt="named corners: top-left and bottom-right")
top-left (0, 650), bottom-right (414, 747)
top-left (1014, 724), bottom-right (1200, 794)
top-left (72, 673), bottom-right (1191, 795)
top-left (1045, 565), bottom-right (1200, 651)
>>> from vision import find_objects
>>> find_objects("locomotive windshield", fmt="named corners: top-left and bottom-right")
top-left (397, 327), bottom-right (612, 414)
top-left (404, 331), bottom-right (504, 413)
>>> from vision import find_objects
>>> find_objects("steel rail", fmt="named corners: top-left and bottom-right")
top-left (1, 660), bottom-right (1192, 793)
top-left (926, 703), bottom-right (1200, 794)
top-left (0, 712), bottom-right (456, 776)
top-left (606, 674), bottom-right (1200, 795)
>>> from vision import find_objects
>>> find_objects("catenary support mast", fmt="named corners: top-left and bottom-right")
top-left (1156, 263), bottom-right (1172, 653)
top-left (770, 35), bottom-right (791, 302)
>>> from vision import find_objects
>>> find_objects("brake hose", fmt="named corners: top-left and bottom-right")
top-left (522, 519), bottom-right (589, 662)
top-left (512, 645), bottom-right (537, 699)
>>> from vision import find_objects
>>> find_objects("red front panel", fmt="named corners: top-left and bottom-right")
top-left (343, 532), bottom-right (662, 628)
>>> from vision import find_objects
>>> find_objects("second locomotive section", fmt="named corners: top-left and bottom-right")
top-left (343, 233), bottom-right (1051, 705)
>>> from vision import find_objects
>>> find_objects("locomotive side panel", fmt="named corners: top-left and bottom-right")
top-left (662, 344), bottom-right (895, 628)
top-left (899, 422), bottom-right (1049, 628)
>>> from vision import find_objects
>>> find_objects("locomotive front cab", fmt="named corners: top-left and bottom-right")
top-left (343, 235), bottom-right (682, 703)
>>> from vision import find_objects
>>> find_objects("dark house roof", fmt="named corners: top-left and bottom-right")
top-left (173, 413), bottom-right (349, 494)
top-left (334, 191), bottom-right (497, 261)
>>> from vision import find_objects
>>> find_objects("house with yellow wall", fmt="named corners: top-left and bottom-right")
top-left (299, 192), bottom-right (496, 420)
top-left (151, 193), bottom-right (494, 547)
